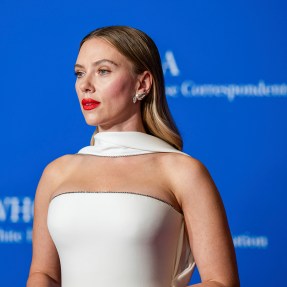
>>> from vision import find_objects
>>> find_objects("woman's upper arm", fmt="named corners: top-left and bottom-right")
top-left (28, 155), bottom-right (71, 283)
top-left (172, 156), bottom-right (240, 287)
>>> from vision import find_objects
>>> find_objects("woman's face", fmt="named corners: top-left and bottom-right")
top-left (75, 37), bottom-right (143, 131)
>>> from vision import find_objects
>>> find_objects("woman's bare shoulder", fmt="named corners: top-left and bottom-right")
top-left (36, 154), bottom-right (81, 197)
top-left (47, 153), bottom-right (81, 167)
top-left (43, 154), bottom-right (79, 176)
top-left (160, 151), bottom-right (206, 176)
top-left (159, 152), bottom-right (213, 201)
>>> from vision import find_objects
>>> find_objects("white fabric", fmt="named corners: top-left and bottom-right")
top-left (47, 131), bottom-right (195, 287)
top-left (77, 131), bottom-right (188, 157)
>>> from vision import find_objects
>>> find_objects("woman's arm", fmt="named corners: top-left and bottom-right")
top-left (26, 272), bottom-right (60, 287)
top-left (26, 156), bottom-right (71, 287)
top-left (169, 155), bottom-right (240, 287)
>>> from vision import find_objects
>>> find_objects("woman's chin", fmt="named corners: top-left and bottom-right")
top-left (81, 113), bottom-right (101, 126)
top-left (83, 117), bottom-right (99, 127)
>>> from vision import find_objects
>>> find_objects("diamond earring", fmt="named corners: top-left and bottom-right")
top-left (132, 92), bottom-right (146, 103)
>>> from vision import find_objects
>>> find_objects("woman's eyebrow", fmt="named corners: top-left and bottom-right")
top-left (74, 59), bottom-right (119, 69)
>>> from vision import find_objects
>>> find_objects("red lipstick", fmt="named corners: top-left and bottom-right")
top-left (82, 98), bottom-right (101, 110)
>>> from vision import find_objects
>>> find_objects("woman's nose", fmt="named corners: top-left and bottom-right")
top-left (79, 74), bottom-right (95, 94)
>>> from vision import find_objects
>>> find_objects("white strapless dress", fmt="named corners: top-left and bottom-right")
top-left (47, 132), bottom-right (195, 287)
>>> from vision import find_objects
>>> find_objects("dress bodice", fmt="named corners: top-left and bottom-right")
top-left (48, 192), bottom-right (195, 287)
top-left (47, 131), bottom-right (195, 287)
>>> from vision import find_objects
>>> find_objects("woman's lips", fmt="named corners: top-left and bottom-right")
top-left (82, 98), bottom-right (101, 110)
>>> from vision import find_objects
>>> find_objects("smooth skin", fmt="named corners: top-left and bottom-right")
top-left (27, 38), bottom-right (240, 287)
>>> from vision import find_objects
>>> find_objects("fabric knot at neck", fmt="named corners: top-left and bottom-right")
top-left (77, 131), bottom-right (187, 157)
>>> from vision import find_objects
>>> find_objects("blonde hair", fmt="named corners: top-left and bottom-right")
top-left (79, 26), bottom-right (183, 150)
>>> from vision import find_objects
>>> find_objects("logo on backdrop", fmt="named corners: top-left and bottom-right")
top-left (162, 50), bottom-right (287, 102)
top-left (233, 233), bottom-right (268, 249)
top-left (0, 196), bottom-right (34, 244)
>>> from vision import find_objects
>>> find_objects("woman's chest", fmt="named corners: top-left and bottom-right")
top-left (52, 154), bottom-right (181, 213)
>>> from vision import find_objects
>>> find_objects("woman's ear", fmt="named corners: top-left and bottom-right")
top-left (136, 71), bottom-right (153, 95)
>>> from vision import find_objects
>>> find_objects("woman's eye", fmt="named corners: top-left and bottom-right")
top-left (98, 69), bottom-right (110, 75)
top-left (74, 71), bottom-right (85, 78)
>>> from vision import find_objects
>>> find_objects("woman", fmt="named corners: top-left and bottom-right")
top-left (26, 26), bottom-right (240, 287)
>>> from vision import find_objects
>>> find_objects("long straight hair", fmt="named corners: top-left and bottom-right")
top-left (79, 26), bottom-right (183, 150)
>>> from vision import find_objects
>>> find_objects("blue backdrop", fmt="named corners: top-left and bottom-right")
top-left (1, 0), bottom-right (286, 286)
